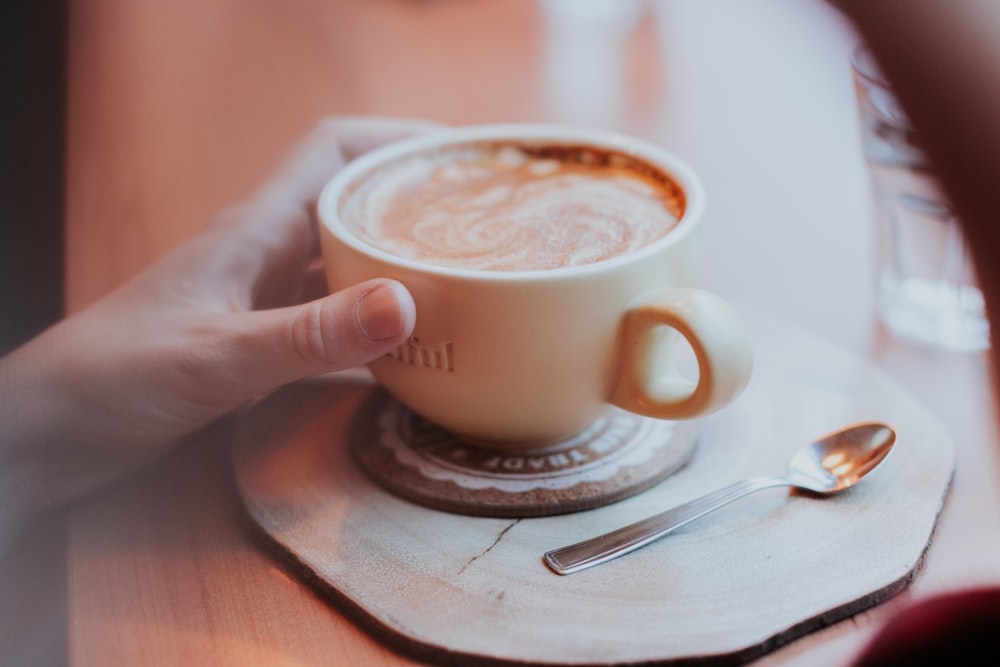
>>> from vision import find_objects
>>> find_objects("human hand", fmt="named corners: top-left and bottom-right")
top-left (0, 116), bottom-right (442, 521)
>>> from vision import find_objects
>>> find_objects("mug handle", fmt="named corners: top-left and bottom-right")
top-left (610, 288), bottom-right (753, 419)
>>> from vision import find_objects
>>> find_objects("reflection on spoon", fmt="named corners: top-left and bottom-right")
top-left (543, 421), bottom-right (897, 575)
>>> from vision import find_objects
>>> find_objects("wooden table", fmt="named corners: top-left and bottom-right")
top-left (61, 1), bottom-right (1000, 665)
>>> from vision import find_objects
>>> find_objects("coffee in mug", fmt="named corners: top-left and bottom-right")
top-left (318, 123), bottom-right (753, 450)
top-left (339, 141), bottom-right (684, 271)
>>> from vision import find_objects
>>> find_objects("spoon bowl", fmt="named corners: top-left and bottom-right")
top-left (544, 421), bottom-right (897, 575)
top-left (788, 421), bottom-right (896, 494)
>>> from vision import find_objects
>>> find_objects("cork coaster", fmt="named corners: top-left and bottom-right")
top-left (348, 389), bottom-right (698, 517)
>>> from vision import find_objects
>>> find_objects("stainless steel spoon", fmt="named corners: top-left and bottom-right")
top-left (543, 421), bottom-right (896, 575)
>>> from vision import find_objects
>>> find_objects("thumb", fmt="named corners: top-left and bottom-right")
top-left (229, 279), bottom-right (415, 393)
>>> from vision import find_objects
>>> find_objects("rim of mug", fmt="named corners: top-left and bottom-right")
top-left (317, 122), bottom-right (706, 281)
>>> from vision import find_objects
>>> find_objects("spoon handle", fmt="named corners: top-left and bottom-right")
top-left (543, 476), bottom-right (790, 575)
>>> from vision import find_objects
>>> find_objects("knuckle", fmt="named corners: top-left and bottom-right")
top-left (291, 300), bottom-right (339, 366)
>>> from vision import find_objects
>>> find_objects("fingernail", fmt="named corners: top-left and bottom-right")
top-left (357, 284), bottom-right (405, 341)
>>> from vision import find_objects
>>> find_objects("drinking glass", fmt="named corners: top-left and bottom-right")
top-left (852, 45), bottom-right (989, 351)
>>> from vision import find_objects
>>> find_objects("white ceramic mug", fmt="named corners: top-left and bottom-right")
top-left (318, 124), bottom-right (753, 450)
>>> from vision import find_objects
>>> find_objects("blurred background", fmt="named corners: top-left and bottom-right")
top-left (2, 0), bottom-right (66, 355)
top-left (3, 0), bottom-right (870, 353)
top-left (53, 0), bottom-right (864, 336)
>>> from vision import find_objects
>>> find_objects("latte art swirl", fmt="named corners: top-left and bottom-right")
top-left (340, 143), bottom-right (684, 271)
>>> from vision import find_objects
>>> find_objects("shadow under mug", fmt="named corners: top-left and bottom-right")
top-left (317, 123), bottom-right (753, 450)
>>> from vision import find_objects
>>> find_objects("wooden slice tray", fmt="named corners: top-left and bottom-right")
top-left (232, 307), bottom-right (954, 665)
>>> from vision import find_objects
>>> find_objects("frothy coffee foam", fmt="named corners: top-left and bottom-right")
top-left (340, 142), bottom-right (685, 271)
